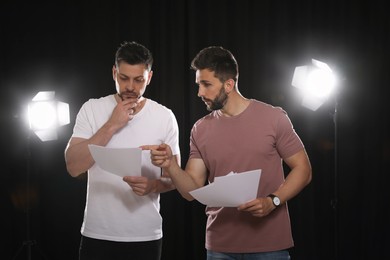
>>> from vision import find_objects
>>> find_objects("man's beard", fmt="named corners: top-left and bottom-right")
top-left (206, 87), bottom-right (228, 111)
top-left (118, 91), bottom-right (141, 101)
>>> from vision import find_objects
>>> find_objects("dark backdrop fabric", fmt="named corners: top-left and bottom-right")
top-left (1, 1), bottom-right (389, 259)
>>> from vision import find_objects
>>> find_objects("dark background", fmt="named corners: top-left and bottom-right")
top-left (1, 0), bottom-right (389, 259)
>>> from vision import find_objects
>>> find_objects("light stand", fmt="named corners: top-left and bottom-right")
top-left (12, 132), bottom-right (49, 260)
top-left (331, 96), bottom-right (339, 260)
top-left (12, 91), bottom-right (69, 260)
top-left (292, 59), bottom-right (339, 259)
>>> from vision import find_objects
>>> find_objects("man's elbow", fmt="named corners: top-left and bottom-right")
top-left (66, 162), bottom-right (84, 178)
top-left (67, 168), bottom-right (81, 178)
top-left (174, 187), bottom-right (195, 201)
top-left (180, 192), bottom-right (196, 202)
top-left (305, 167), bottom-right (313, 186)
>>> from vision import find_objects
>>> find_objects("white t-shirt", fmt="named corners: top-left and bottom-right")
top-left (72, 94), bottom-right (180, 242)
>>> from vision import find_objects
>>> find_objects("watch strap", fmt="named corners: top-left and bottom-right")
top-left (267, 194), bottom-right (280, 207)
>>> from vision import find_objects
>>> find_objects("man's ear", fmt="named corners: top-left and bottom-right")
top-left (112, 65), bottom-right (117, 81)
top-left (224, 78), bottom-right (235, 93)
top-left (147, 70), bottom-right (153, 85)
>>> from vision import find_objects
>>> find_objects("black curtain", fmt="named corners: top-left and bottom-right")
top-left (1, 1), bottom-right (389, 259)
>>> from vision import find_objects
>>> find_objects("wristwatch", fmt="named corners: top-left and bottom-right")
top-left (267, 194), bottom-right (281, 207)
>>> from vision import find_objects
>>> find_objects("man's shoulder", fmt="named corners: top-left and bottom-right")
top-left (146, 98), bottom-right (173, 113)
top-left (250, 99), bottom-right (286, 115)
top-left (191, 111), bottom-right (216, 131)
top-left (84, 94), bottom-right (114, 105)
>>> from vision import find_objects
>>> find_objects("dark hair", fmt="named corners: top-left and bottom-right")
top-left (115, 41), bottom-right (153, 71)
top-left (191, 46), bottom-right (238, 84)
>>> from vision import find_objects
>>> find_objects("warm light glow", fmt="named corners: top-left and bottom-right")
top-left (27, 91), bottom-right (70, 141)
top-left (292, 59), bottom-right (337, 111)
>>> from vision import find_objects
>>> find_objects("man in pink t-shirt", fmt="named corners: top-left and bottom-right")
top-left (143, 46), bottom-right (312, 259)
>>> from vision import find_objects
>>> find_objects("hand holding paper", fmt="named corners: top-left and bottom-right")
top-left (189, 169), bottom-right (262, 207)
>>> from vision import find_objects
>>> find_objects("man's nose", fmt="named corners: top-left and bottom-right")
top-left (126, 79), bottom-right (135, 91)
top-left (197, 86), bottom-right (204, 97)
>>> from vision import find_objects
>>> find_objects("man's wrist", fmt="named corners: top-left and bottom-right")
top-left (154, 179), bottom-right (161, 193)
top-left (267, 194), bottom-right (281, 207)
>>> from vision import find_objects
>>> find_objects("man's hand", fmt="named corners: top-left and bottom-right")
top-left (122, 176), bottom-right (156, 196)
top-left (237, 197), bottom-right (275, 217)
top-left (108, 98), bottom-right (139, 131)
top-left (140, 143), bottom-right (174, 169)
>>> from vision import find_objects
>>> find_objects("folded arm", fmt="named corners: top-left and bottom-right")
top-left (64, 122), bottom-right (121, 177)
top-left (65, 98), bottom-right (139, 177)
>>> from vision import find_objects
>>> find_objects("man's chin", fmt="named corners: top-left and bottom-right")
top-left (120, 94), bottom-right (140, 101)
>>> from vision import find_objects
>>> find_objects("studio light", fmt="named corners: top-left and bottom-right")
top-left (27, 91), bottom-right (70, 141)
top-left (292, 59), bottom-right (341, 259)
top-left (13, 91), bottom-right (70, 260)
top-left (292, 59), bottom-right (337, 111)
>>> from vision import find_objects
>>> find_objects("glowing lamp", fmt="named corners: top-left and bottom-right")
top-left (27, 91), bottom-right (70, 141)
top-left (292, 59), bottom-right (337, 111)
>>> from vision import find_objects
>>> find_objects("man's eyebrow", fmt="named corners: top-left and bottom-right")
top-left (198, 79), bottom-right (211, 84)
top-left (118, 72), bottom-right (129, 77)
top-left (119, 73), bottom-right (144, 79)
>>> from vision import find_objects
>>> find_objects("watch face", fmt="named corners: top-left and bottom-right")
top-left (273, 197), bottom-right (281, 206)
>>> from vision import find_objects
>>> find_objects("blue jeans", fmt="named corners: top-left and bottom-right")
top-left (207, 249), bottom-right (290, 260)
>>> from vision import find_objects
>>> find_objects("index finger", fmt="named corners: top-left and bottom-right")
top-left (237, 199), bottom-right (256, 211)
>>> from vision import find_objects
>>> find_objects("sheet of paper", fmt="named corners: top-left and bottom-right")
top-left (88, 144), bottom-right (142, 177)
top-left (189, 169), bottom-right (262, 207)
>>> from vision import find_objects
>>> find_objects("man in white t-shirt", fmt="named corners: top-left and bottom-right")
top-left (65, 41), bottom-right (180, 260)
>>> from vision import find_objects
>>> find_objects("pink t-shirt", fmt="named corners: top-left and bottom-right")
top-left (189, 99), bottom-right (304, 253)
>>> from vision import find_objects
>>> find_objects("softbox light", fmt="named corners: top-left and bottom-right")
top-left (292, 59), bottom-right (337, 111)
top-left (27, 91), bottom-right (70, 141)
